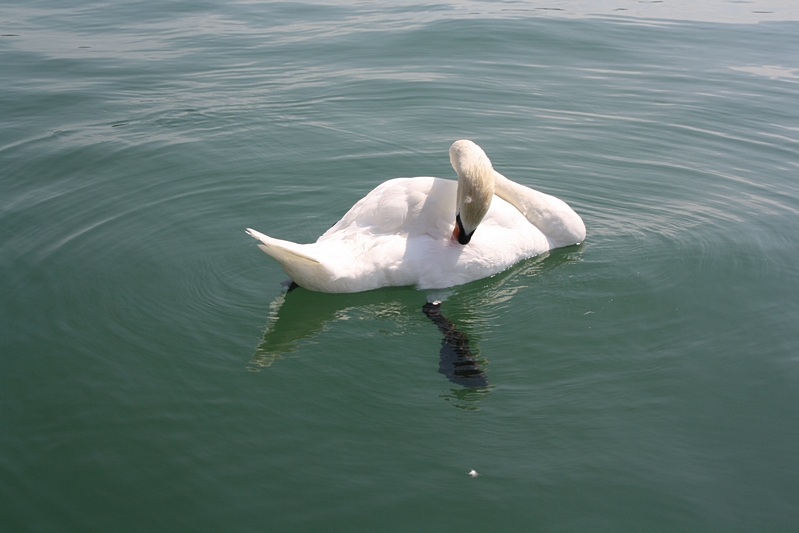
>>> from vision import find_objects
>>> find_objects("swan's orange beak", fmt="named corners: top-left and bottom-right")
top-left (451, 214), bottom-right (472, 245)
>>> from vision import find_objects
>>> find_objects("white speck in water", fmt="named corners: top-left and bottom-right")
top-left (468, 469), bottom-right (479, 477)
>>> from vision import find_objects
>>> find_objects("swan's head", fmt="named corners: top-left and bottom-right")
top-left (449, 140), bottom-right (495, 245)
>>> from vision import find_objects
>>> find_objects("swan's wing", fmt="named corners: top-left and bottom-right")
top-left (318, 177), bottom-right (457, 242)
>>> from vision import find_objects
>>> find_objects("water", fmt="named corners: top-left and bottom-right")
top-left (2, 2), bottom-right (799, 531)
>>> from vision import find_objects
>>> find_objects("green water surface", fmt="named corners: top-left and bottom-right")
top-left (2, 2), bottom-right (798, 531)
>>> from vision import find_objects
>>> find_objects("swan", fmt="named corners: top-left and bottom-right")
top-left (246, 140), bottom-right (585, 293)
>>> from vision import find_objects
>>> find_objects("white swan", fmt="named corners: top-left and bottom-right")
top-left (246, 140), bottom-right (585, 293)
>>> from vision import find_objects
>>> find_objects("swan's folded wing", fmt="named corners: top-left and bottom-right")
top-left (319, 177), bottom-right (452, 240)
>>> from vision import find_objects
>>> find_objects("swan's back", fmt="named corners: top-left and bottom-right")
top-left (319, 177), bottom-right (456, 242)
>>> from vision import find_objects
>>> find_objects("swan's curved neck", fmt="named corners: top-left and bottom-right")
top-left (453, 156), bottom-right (495, 237)
top-left (448, 139), bottom-right (585, 248)
top-left (492, 171), bottom-right (586, 247)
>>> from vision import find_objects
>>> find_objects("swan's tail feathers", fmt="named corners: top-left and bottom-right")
top-left (245, 228), bottom-right (332, 289)
top-left (246, 228), bottom-right (321, 265)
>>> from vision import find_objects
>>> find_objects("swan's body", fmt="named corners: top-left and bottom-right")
top-left (246, 140), bottom-right (585, 293)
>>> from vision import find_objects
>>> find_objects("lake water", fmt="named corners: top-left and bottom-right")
top-left (2, 1), bottom-right (799, 531)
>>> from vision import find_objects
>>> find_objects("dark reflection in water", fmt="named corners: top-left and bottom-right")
top-left (250, 246), bottom-right (584, 400)
top-left (422, 301), bottom-right (488, 388)
top-left (439, 386), bottom-right (493, 411)
top-left (249, 283), bottom-right (421, 370)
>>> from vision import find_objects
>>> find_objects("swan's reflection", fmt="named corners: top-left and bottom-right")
top-left (249, 283), bottom-right (419, 369)
top-left (422, 301), bottom-right (488, 388)
top-left (250, 246), bottom-right (584, 402)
